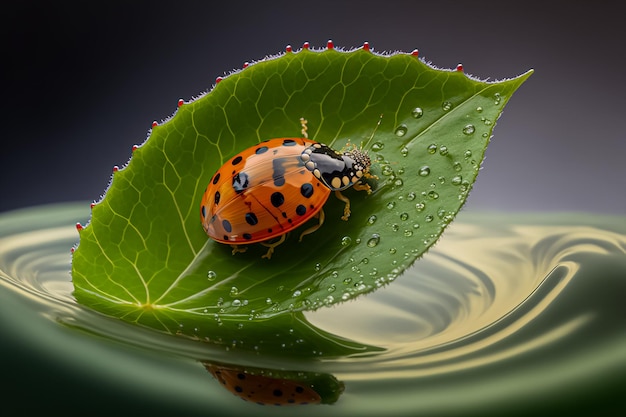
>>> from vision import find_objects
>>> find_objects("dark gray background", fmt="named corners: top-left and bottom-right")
top-left (2, 0), bottom-right (624, 215)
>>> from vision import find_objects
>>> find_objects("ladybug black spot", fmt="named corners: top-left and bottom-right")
top-left (222, 219), bottom-right (232, 233)
top-left (300, 183), bottom-right (314, 198)
top-left (234, 385), bottom-right (243, 393)
top-left (282, 139), bottom-right (296, 146)
top-left (201, 205), bottom-right (206, 218)
top-left (243, 233), bottom-right (252, 240)
top-left (273, 389), bottom-right (283, 397)
top-left (232, 155), bottom-right (243, 165)
top-left (271, 192), bottom-right (285, 207)
top-left (232, 172), bottom-right (250, 193)
top-left (255, 146), bottom-right (269, 154)
top-left (214, 191), bottom-right (221, 205)
top-left (296, 204), bottom-right (306, 216)
top-left (245, 212), bottom-right (258, 225)
top-left (212, 172), bottom-right (221, 185)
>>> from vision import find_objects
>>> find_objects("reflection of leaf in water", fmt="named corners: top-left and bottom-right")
top-left (71, 42), bottom-right (532, 343)
top-left (203, 361), bottom-right (344, 405)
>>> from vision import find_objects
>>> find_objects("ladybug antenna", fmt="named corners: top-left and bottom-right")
top-left (362, 114), bottom-right (383, 150)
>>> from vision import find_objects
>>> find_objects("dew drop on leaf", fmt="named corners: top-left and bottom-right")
top-left (418, 166), bottom-right (431, 177)
top-left (427, 144), bottom-right (438, 154)
top-left (371, 142), bottom-right (385, 151)
top-left (463, 124), bottom-right (476, 135)
top-left (411, 107), bottom-right (424, 118)
top-left (442, 101), bottom-right (453, 111)
top-left (367, 234), bottom-right (381, 247)
top-left (394, 124), bottom-right (408, 137)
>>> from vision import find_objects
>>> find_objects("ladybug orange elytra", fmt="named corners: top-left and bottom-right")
top-left (200, 118), bottom-right (375, 259)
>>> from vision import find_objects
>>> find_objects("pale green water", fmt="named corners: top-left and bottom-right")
top-left (0, 203), bottom-right (625, 416)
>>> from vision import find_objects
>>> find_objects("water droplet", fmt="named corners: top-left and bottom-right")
top-left (389, 247), bottom-right (397, 254)
top-left (391, 223), bottom-right (399, 232)
top-left (413, 223), bottom-right (420, 229)
top-left (400, 212), bottom-right (409, 221)
top-left (481, 117), bottom-right (493, 126)
top-left (494, 92), bottom-right (502, 105)
top-left (438, 176), bottom-right (446, 184)
top-left (428, 191), bottom-right (439, 199)
top-left (404, 229), bottom-right (413, 237)
top-left (361, 257), bottom-right (369, 264)
top-left (427, 144), bottom-right (437, 154)
top-left (439, 145), bottom-right (449, 156)
top-left (462, 124), bottom-right (475, 135)
top-left (229, 287), bottom-right (239, 297)
top-left (442, 101), bottom-right (453, 111)
top-left (452, 175), bottom-right (463, 185)
top-left (207, 270), bottom-right (217, 281)
top-left (367, 215), bottom-right (378, 225)
top-left (476, 106), bottom-right (483, 113)
top-left (407, 192), bottom-right (416, 201)
top-left (341, 236), bottom-right (352, 246)
top-left (411, 107), bottom-right (424, 118)
top-left (367, 234), bottom-right (381, 247)
top-left (327, 284), bottom-right (336, 293)
top-left (482, 132), bottom-right (489, 138)
top-left (415, 202), bottom-right (426, 212)
top-left (395, 124), bottom-right (408, 137)
top-left (343, 277), bottom-right (352, 284)
top-left (386, 201), bottom-right (396, 209)
top-left (425, 215), bottom-right (434, 222)
top-left (232, 299), bottom-right (242, 307)
top-left (453, 161), bottom-right (462, 172)
top-left (314, 263), bottom-right (321, 271)
top-left (418, 166), bottom-right (430, 177)
top-left (394, 178), bottom-right (404, 186)
top-left (372, 142), bottom-right (385, 151)
top-left (401, 146), bottom-right (409, 157)
top-left (464, 150), bottom-right (473, 158)
top-left (381, 165), bottom-right (394, 176)
top-left (292, 290), bottom-right (302, 297)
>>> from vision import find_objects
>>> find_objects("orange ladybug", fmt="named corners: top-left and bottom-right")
top-left (200, 118), bottom-right (375, 258)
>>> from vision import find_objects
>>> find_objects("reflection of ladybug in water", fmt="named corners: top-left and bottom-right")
top-left (207, 364), bottom-right (320, 405)
top-left (204, 363), bottom-right (344, 406)
top-left (200, 118), bottom-right (375, 259)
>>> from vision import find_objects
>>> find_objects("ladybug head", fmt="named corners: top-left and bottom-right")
top-left (344, 148), bottom-right (371, 174)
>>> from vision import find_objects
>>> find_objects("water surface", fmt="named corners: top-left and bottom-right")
top-left (1, 203), bottom-right (624, 416)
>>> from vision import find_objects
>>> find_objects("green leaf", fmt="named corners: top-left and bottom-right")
top-left (72, 45), bottom-right (531, 338)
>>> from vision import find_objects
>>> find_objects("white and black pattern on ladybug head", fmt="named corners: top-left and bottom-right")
top-left (300, 143), bottom-right (371, 191)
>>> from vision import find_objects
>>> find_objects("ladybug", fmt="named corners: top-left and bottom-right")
top-left (200, 118), bottom-right (375, 259)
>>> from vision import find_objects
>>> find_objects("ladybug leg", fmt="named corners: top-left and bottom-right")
top-left (352, 181), bottom-right (372, 194)
top-left (231, 245), bottom-right (248, 255)
top-left (334, 191), bottom-right (352, 221)
top-left (299, 208), bottom-right (325, 242)
top-left (261, 234), bottom-right (286, 259)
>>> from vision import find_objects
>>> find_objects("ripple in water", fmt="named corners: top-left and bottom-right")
top-left (1, 204), bottom-right (625, 415)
